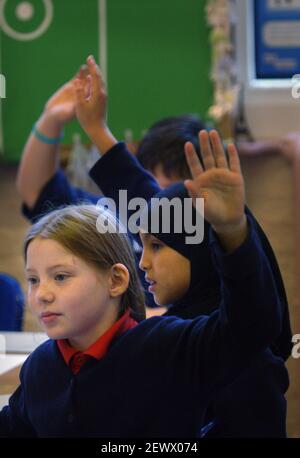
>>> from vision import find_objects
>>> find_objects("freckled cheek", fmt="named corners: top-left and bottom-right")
top-left (27, 289), bottom-right (36, 310)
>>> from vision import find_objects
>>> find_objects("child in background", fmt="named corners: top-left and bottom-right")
top-left (136, 114), bottom-right (206, 188)
top-left (0, 273), bottom-right (24, 331)
top-left (0, 116), bottom-right (282, 436)
top-left (73, 56), bottom-right (291, 437)
top-left (16, 66), bottom-right (100, 222)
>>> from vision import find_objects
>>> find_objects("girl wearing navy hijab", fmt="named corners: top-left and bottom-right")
top-left (138, 178), bottom-right (290, 437)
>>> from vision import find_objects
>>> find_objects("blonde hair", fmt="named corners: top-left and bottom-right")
top-left (24, 204), bottom-right (145, 322)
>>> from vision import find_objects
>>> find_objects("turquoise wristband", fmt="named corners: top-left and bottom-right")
top-left (32, 124), bottom-right (64, 145)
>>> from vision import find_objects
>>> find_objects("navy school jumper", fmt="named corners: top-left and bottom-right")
top-left (0, 222), bottom-right (282, 437)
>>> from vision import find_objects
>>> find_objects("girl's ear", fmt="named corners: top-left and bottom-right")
top-left (109, 263), bottom-right (130, 298)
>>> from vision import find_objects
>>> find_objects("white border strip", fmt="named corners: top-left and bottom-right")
top-left (99, 0), bottom-right (107, 87)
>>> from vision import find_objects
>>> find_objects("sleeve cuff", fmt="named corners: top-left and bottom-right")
top-left (89, 142), bottom-right (160, 202)
top-left (89, 142), bottom-right (132, 182)
top-left (21, 172), bottom-right (66, 222)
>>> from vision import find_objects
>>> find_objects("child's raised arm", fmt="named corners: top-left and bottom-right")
top-left (184, 130), bottom-right (247, 253)
top-left (74, 56), bottom-right (117, 155)
top-left (75, 56), bottom-right (161, 204)
top-left (17, 66), bottom-right (87, 210)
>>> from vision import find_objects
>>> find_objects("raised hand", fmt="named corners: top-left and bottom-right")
top-left (184, 130), bottom-right (247, 249)
top-left (43, 66), bottom-right (87, 126)
top-left (74, 56), bottom-right (117, 154)
top-left (74, 55), bottom-right (107, 135)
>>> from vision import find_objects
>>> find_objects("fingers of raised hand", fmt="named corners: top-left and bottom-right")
top-left (184, 179), bottom-right (199, 204)
top-left (209, 130), bottom-right (228, 168)
top-left (199, 130), bottom-right (216, 170)
top-left (227, 143), bottom-right (242, 174)
top-left (86, 55), bottom-right (105, 94)
top-left (75, 73), bottom-right (92, 99)
top-left (74, 78), bottom-right (87, 105)
top-left (184, 141), bottom-right (203, 180)
top-left (199, 130), bottom-right (241, 174)
top-left (77, 64), bottom-right (89, 80)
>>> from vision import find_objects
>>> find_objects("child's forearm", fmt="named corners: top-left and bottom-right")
top-left (216, 218), bottom-right (282, 343)
top-left (86, 125), bottom-right (118, 156)
top-left (16, 112), bottom-right (62, 209)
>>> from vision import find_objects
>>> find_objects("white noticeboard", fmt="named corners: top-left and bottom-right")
top-left (236, 0), bottom-right (300, 138)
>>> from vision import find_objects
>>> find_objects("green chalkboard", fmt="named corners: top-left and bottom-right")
top-left (107, 0), bottom-right (212, 140)
top-left (0, 0), bottom-right (212, 163)
top-left (0, 0), bottom-right (99, 162)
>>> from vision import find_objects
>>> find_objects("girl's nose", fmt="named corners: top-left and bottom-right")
top-left (36, 283), bottom-right (55, 304)
top-left (139, 250), bottom-right (150, 272)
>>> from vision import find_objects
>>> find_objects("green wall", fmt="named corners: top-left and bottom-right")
top-left (0, 0), bottom-right (212, 163)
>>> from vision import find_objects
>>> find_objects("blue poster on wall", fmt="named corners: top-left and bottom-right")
top-left (255, 0), bottom-right (300, 78)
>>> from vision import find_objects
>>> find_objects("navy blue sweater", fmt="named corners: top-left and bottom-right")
top-left (21, 170), bottom-right (100, 223)
top-left (0, 225), bottom-right (282, 437)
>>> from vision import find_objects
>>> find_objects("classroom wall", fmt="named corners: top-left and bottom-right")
top-left (0, 0), bottom-right (212, 163)
top-left (240, 153), bottom-right (300, 438)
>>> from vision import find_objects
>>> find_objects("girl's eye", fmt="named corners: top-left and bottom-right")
top-left (151, 242), bottom-right (162, 252)
top-left (54, 274), bottom-right (69, 282)
top-left (27, 277), bottom-right (38, 285)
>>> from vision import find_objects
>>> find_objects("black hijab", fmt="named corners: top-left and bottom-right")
top-left (140, 183), bottom-right (292, 361)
